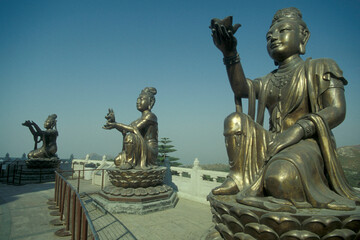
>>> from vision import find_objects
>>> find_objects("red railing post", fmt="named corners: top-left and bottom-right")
top-left (71, 191), bottom-right (76, 240)
top-left (82, 210), bottom-right (88, 240)
top-left (59, 184), bottom-right (67, 221)
top-left (76, 197), bottom-right (82, 240)
top-left (53, 173), bottom-right (58, 203)
top-left (65, 187), bottom-right (71, 231)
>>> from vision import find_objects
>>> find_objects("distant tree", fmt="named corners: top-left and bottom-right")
top-left (157, 137), bottom-right (181, 166)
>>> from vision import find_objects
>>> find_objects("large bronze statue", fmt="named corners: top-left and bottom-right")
top-left (207, 7), bottom-right (360, 239)
top-left (22, 114), bottom-right (58, 159)
top-left (103, 87), bottom-right (158, 170)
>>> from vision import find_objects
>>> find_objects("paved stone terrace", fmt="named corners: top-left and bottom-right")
top-left (0, 179), bottom-right (214, 240)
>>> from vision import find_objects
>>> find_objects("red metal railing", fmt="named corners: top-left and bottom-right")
top-left (50, 171), bottom-right (99, 240)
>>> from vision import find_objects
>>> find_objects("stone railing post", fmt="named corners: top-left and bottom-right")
top-left (191, 158), bottom-right (201, 198)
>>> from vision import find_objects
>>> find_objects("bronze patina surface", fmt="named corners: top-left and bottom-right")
top-left (100, 87), bottom-right (177, 213)
top-left (208, 7), bottom-right (360, 239)
top-left (103, 87), bottom-right (158, 170)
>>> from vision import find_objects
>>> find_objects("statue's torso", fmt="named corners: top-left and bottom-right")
top-left (264, 61), bottom-right (311, 134)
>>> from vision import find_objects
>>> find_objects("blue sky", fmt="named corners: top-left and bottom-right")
top-left (0, 0), bottom-right (359, 165)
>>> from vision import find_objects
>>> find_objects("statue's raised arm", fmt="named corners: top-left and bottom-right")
top-left (210, 16), bottom-right (254, 108)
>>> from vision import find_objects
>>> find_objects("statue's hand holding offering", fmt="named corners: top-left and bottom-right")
top-left (103, 121), bottom-right (115, 130)
top-left (105, 108), bottom-right (116, 123)
top-left (210, 16), bottom-right (241, 57)
top-left (22, 120), bottom-right (32, 127)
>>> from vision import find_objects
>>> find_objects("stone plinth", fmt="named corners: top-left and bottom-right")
top-left (207, 193), bottom-right (360, 240)
top-left (14, 166), bottom-right (56, 184)
top-left (25, 158), bottom-right (60, 169)
top-left (93, 185), bottom-right (178, 214)
top-left (91, 167), bottom-right (178, 214)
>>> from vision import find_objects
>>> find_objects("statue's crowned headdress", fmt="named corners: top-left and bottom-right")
top-left (272, 7), bottom-right (302, 23)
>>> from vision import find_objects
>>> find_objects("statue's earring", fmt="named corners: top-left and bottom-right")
top-left (299, 44), bottom-right (305, 55)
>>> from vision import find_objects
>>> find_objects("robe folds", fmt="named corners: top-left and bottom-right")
top-left (226, 58), bottom-right (360, 210)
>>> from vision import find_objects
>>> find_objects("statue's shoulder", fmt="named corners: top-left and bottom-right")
top-left (144, 112), bottom-right (157, 123)
top-left (306, 58), bottom-right (347, 85)
top-left (253, 72), bottom-right (273, 89)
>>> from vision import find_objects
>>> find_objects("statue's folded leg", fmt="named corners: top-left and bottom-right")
top-left (238, 139), bottom-right (356, 211)
top-left (213, 112), bottom-right (269, 195)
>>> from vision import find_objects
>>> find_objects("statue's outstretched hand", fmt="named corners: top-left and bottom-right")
top-left (210, 16), bottom-right (241, 57)
top-left (266, 124), bottom-right (304, 161)
top-left (103, 122), bottom-right (115, 130)
top-left (22, 120), bottom-right (32, 127)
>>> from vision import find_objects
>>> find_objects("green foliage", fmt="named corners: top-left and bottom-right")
top-left (157, 137), bottom-right (182, 166)
top-left (337, 145), bottom-right (360, 187)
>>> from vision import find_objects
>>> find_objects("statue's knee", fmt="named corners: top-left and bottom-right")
top-left (264, 160), bottom-right (300, 193)
top-left (224, 112), bottom-right (247, 136)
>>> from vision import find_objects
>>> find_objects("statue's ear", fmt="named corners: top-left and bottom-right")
top-left (149, 99), bottom-right (155, 110)
top-left (299, 29), bottom-right (310, 55)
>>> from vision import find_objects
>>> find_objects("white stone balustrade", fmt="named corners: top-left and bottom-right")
top-left (71, 156), bottom-right (228, 205)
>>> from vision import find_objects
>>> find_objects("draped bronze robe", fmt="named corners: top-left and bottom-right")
top-left (226, 58), bottom-right (360, 211)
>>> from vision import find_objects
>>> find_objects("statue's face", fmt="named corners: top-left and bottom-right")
top-left (137, 94), bottom-right (150, 111)
top-left (44, 119), bottom-right (53, 129)
top-left (266, 20), bottom-right (302, 62)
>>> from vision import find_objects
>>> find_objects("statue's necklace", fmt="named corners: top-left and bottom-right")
top-left (270, 68), bottom-right (296, 90)
top-left (270, 64), bottom-right (298, 133)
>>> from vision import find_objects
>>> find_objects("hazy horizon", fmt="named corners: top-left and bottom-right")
top-left (1, 1), bottom-right (359, 165)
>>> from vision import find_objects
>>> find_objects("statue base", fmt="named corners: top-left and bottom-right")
top-left (25, 158), bottom-right (60, 169)
top-left (10, 162), bottom-right (57, 185)
top-left (207, 193), bottom-right (360, 240)
top-left (90, 185), bottom-right (178, 214)
top-left (107, 166), bottom-right (166, 188)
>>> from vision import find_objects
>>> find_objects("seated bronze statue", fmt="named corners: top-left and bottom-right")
top-left (22, 114), bottom-right (58, 159)
top-left (103, 87), bottom-right (158, 170)
top-left (210, 7), bottom-right (360, 211)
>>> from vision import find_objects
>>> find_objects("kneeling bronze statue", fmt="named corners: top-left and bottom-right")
top-left (103, 87), bottom-right (158, 170)
top-left (22, 114), bottom-right (59, 168)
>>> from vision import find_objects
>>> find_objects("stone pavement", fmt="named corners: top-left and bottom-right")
top-left (0, 182), bottom-right (70, 240)
top-left (0, 179), bottom-right (215, 240)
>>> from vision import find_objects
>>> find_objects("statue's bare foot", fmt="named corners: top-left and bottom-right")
top-left (212, 178), bottom-right (238, 195)
top-left (120, 162), bottom-right (132, 170)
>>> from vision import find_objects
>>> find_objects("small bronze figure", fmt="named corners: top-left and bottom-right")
top-left (22, 114), bottom-right (58, 159)
top-left (103, 87), bottom-right (158, 170)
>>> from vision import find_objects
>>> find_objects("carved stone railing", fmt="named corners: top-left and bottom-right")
top-left (71, 156), bottom-right (229, 205)
top-left (170, 158), bottom-right (228, 204)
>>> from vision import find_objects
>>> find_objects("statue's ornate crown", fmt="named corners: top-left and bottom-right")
top-left (272, 7), bottom-right (302, 24)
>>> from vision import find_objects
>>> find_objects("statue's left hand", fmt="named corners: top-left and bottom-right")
top-left (210, 16), bottom-right (241, 57)
top-left (266, 124), bottom-right (304, 161)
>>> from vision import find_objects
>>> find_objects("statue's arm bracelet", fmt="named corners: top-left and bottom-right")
top-left (223, 54), bottom-right (240, 66)
top-left (296, 119), bottom-right (315, 139)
